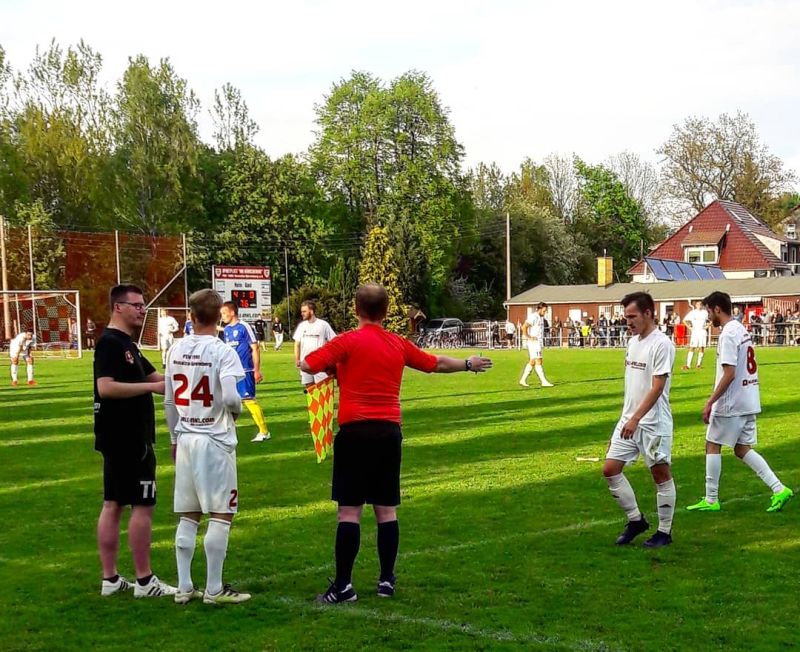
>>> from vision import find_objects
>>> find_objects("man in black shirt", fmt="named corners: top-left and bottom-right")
top-left (253, 315), bottom-right (267, 352)
top-left (94, 284), bottom-right (176, 598)
top-left (272, 316), bottom-right (284, 351)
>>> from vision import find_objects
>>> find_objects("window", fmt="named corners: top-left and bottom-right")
top-left (685, 246), bottom-right (718, 264)
top-left (787, 223), bottom-right (796, 240)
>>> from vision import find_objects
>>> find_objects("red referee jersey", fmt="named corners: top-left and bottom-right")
top-left (304, 323), bottom-right (438, 425)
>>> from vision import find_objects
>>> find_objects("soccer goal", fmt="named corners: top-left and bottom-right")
top-left (0, 290), bottom-right (82, 358)
top-left (139, 306), bottom-right (189, 350)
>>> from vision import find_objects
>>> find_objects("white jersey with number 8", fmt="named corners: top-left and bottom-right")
top-left (712, 319), bottom-right (761, 417)
top-left (165, 335), bottom-right (245, 448)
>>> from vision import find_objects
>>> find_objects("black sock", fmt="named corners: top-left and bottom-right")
top-left (104, 574), bottom-right (119, 583)
top-left (334, 521), bottom-right (360, 590)
top-left (377, 520), bottom-right (399, 582)
top-left (136, 574), bottom-right (153, 586)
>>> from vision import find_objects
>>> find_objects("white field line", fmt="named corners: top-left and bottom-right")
top-left (270, 595), bottom-right (621, 652)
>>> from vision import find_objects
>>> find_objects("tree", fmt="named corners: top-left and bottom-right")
top-left (112, 55), bottom-right (201, 234)
top-left (211, 83), bottom-right (258, 152)
top-left (606, 151), bottom-right (663, 221)
top-left (358, 225), bottom-right (406, 334)
top-left (543, 153), bottom-right (578, 223)
top-left (657, 112), bottom-right (796, 224)
top-left (3, 199), bottom-right (65, 289)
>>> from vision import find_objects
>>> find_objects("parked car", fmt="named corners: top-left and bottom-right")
top-left (418, 318), bottom-right (464, 348)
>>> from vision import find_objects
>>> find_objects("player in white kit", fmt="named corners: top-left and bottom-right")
top-left (519, 302), bottom-right (553, 388)
top-left (158, 309), bottom-right (179, 367)
top-left (293, 299), bottom-right (336, 386)
top-left (682, 300), bottom-right (709, 370)
top-left (687, 291), bottom-right (793, 513)
top-left (603, 292), bottom-right (676, 548)
top-left (165, 289), bottom-right (252, 605)
top-left (9, 329), bottom-right (36, 386)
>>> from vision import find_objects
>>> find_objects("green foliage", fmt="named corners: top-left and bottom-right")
top-left (272, 284), bottom-right (349, 334)
top-left (357, 225), bottom-right (407, 333)
top-left (3, 199), bottom-right (65, 289)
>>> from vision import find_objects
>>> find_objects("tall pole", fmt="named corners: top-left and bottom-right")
top-left (114, 230), bottom-right (121, 284)
top-left (28, 225), bottom-right (37, 340)
top-left (182, 233), bottom-right (188, 306)
top-left (0, 216), bottom-right (11, 339)
top-left (284, 246), bottom-right (291, 334)
top-left (505, 211), bottom-right (511, 303)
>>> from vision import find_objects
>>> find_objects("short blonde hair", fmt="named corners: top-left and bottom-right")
top-left (189, 289), bottom-right (223, 327)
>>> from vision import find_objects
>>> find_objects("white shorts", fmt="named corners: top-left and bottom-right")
top-left (301, 371), bottom-right (328, 385)
top-left (159, 335), bottom-right (174, 351)
top-left (689, 331), bottom-right (708, 348)
top-left (174, 434), bottom-right (238, 514)
top-left (606, 419), bottom-right (672, 468)
top-left (526, 339), bottom-right (543, 360)
top-left (706, 414), bottom-right (757, 448)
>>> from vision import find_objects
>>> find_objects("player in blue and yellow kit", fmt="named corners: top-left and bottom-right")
top-left (220, 301), bottom-right (270, 442)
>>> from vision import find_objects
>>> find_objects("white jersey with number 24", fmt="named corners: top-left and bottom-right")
top-left (166, 334), bottom-right (244, 448)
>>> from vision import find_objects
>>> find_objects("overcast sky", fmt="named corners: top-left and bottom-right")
top-left (2, 0), bottom-right (799, 177)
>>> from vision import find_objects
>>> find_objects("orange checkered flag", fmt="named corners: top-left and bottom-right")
top-left (305, 376), bottom-right (335, 463)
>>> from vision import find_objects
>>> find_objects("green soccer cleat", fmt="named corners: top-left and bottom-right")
top-left (767, 487), bottom-right (794, 513)
top-left (686, 498), bottom-right (721, 512)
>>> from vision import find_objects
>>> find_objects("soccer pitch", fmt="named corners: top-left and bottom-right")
top-left (1, 347), bottom-right (798, 651)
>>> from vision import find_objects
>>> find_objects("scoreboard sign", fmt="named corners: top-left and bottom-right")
top-left (212, 265), bottom-right (272, 323)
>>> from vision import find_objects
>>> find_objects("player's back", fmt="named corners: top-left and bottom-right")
top-left (167, 335), bottom-right (244, 448)
top-left (714, 319), bottom-right (761, 416)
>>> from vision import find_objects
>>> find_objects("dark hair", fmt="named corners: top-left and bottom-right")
top-left (621, 291), bottom-right (655, 317)
top-left (537, 301), bottom-right (548, 309)
top-left (222, 300), bottom-right (238, 316)
top-left (703, 291), bottom-right (732, 315)
top-left (190, 289), bottom-right (223, 326)
top-left (301, 299), bottom-right (316, 314)
top-left (355, 284), bottom-right (389, 321)
top-left (24, 328), bottom-right (34, 334)
top-left (109, 284), bottom-right (143, 311)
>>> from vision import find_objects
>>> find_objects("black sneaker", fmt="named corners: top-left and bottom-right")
top-left (642, 531), bottom-right (673, 548)
top-left (615, 516), bottom-right (650, 545)
top-left (316, 579), bottom-right (357, 604)
top-left (377, 575), bottom-right (396, 598)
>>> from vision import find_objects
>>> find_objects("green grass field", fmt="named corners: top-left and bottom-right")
top-left (1, 346), bottom-right (798, 651)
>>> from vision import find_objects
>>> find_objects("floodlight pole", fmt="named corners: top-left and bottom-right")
top-left (284, 246), bottom-right (291, 333)
top-left (28, 225), bottom-right (37, 341)
top-left (182, 233), bottom-right (189, 306)
top-left (0, 215), bottom-right (10, 339)
top-left (505, 210), bottom-right (511, 305)
top-left (114, 230), bottom-right (121, 284)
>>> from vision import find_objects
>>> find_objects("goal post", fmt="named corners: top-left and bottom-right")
top-left (0, 290), bottom-right (82, 359)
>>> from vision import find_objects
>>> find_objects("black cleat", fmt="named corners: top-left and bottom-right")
top-left (316, 578), bottom-right (357, 605)
top-left (642, 531), bottom-right (673, 548)
top-left (615, 516), bottom-right (650, 545)
top-left (377, 575), bottom-right (396, 598)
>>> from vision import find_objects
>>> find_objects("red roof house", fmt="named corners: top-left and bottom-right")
top-left (629, 200), bottom-right (798, 280)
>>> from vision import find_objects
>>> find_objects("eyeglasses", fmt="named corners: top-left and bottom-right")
top-left (117, 301), bottom-right (146, 311)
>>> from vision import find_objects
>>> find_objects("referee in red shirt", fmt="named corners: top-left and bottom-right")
top-left (302, 284), bottom-right (492, 604)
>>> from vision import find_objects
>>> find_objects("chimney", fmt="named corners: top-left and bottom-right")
top-left (597, 256), bottom-right (614, 287)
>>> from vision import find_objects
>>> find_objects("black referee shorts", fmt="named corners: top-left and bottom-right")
top-left (102, 442), bottom-right (157, 507)
top-left (332, 420), bottom-right (402, 507)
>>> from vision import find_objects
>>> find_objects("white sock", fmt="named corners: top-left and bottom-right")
top-left (697, 352), bottom-right (704, 366)
top-left (11, 364), bottom-right (18, 382)
top-left (534, 364), bottom-right (549, 385)
top-left (520, 364), bottom-right (533, 383)
top-left (26, 364), bottom-right (33, 382)
top-left (606, 473), bottom-right (641, 521)
top-left (656, 479), bottom-right (676, 534)
top-left (705, 454), bottom-right (721, 503)
top-left (741, 450), bottom-right (784, 493)
top-left (175, 517), bottom-right (199, 593)
top-left (204, 518), bottom-right (231, 596)
top-left (687, 351), bottom-right (694, 367)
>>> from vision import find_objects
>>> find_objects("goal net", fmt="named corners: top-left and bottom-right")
top-left (0, 290), bottom-right (82, 358)
top-left (140, 306), bottom-right (189, 350)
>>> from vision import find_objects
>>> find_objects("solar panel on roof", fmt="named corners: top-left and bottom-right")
top-left (646, 258), bottom-right (670, 280)
top-left (709, 267), bottom-right (725, 279)
top-left (663, 260), bottom-right (683, 280)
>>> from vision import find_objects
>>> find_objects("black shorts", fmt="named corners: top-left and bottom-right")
top-left (102, 442), bottom-right (157, 506)
top-left (332, 420), bottom-right (402, 507)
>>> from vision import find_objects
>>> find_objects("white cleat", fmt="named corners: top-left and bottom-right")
top-left (133, 575), bottom-right (178, 598)
top-left (175, 587), bottom-right (204, 604)
top-left (541, 381), bottom-right (554, 387)
top-left (251, 432), bottom-right (271, 442)
top-left (203, 584), bottom-right (252, 605)
top-left (519, 381), bottom-right (530, 388)
top-left (101, 575), bottom-right (134, 596)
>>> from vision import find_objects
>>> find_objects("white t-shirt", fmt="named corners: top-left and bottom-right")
top-left (505, 321), bottom-right (515, 335)
top-left (711, 319), bottom-right (761, 417)
top-left (158, 316), bottom-right (179, 337)
top-left (166, 335), bottom-right (245, 448)
top-left (685, 309), bottom-right (708, 333)
top-left (10, 333), bottom-right (34, 356)
top-left (621, 329), bottom-right (675, 432)
top-left (293, 318), bottom-right (336, 361)
top-left (526, 314), bottom-right (544, 340)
